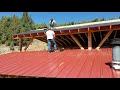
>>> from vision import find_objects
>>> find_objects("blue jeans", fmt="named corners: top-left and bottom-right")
top-left (47, 39), bottom-right (57, 53)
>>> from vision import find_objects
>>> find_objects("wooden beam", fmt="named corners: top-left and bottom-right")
top-left (55, 40), bottom-right (63, 47)
top-left (88, 28), bottom-right (92, 50)
top-left (85, 33), bottom-right (88, 38)
top-left (24, 38), bottom-right (34, 51)
top-left (69, 33), bottom-right (84, 49)
top-left (100, 31), bottom-right (102, 41)
top-left (19, 38), bottom-right (23, 51)
top-left (65, 35), bottom-right (76, 44)
top-left (56, 37), bottom-right (68, 46)
top-left (78, 34), bottom-right (85, 43)
top-left (59, 36), bottom-right (71, 45)
top-left (114, 30), bottom-right (117, 39)
top-left (92, 32), bottom-right (96, 42)
top-left (96, 25), bottom-right (113, 49)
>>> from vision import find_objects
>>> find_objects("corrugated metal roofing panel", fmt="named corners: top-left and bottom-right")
top-left (0, 48), bottom-right (120, 78)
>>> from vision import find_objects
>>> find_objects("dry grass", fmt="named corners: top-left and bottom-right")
top-left (0, 39), bottom-right (47, 55)
top-left (26, 39), bottom-right (47, 51)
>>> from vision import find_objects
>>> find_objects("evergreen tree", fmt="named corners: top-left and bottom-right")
top-left (10, 41), bottom-right (15, 51)
top-left (91, 18), bottom-right (99, 22)
top-left (36, 23), bottom-right (48, 29)
top-left (109, 18), bottom-right (115, 20)
top-left (21, 12), bottom-right (35, 32)
top-left (9, 15), bottom-right (21, 34)
top-left (100, 18), bottom-right (105, 21)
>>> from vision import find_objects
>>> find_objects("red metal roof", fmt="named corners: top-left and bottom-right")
top-left (0, 48), bottom-right (120, 78)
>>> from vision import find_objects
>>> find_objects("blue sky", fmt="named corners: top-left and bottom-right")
top-left (0, 12), bottom-right (120, 25)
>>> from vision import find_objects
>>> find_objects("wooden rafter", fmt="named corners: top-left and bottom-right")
top-left (92, 32), bottom-right (96, 42)
top-left (114, 30), bottom-right (117, 39)
top-left (55, 37), bottom-right (68, 46)
top-left (69, 33), bottom-right (84, 49)
top-left (39, 38), bottom-right (46, 42)
top-left (65, 35), bottom-right (76, 44)
top-left (55, 40), bottom-right (63, 47)
top-left (85, 33), bottom-right (88, 38)
top-left (78, 34), bottom-right (85, 43)
top-left (59, 36), bottom-right (71, 45)
top-left (96, 25), bottom-right (113, 49)
top-left (100, 31), bottom-right (102, 41)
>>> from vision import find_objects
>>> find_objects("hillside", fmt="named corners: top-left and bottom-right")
top-left (0, 39), bottom-right (47, 55)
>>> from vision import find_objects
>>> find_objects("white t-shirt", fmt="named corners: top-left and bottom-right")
top-left (46, 30), bottom-right (55, 39)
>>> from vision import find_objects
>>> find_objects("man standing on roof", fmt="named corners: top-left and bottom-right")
top-left (46, 28), bottom-right (57, 53)
top-left (49, 18), bottom-right (57, 29)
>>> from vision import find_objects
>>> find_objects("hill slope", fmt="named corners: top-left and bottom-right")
top-left (0, 39), bottom-right (47, 55)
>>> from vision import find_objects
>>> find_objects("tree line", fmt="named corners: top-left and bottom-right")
top-left (0, 12), bottom-right (120, 50)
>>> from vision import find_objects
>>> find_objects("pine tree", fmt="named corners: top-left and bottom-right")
top-left (100, 18), bottom-right (105, 21)
top-left (21, 12), bottom-right (35, 32)
top-left (91, 18), bottom-right (99, 22)
top-left (10, 41), bottom-right (15, 51)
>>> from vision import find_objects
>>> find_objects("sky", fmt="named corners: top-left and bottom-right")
top-left (0, 12), bottom-right (120, 25)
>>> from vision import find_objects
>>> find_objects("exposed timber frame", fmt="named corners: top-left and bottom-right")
top-left (13, 19), bottom-right (120, 51)
top-left (24, 37), bottom-right (35, 51)
top-left (96, 25), bottom-right (113, 49)
top-left (69, 32), bottom-right (84, 49)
